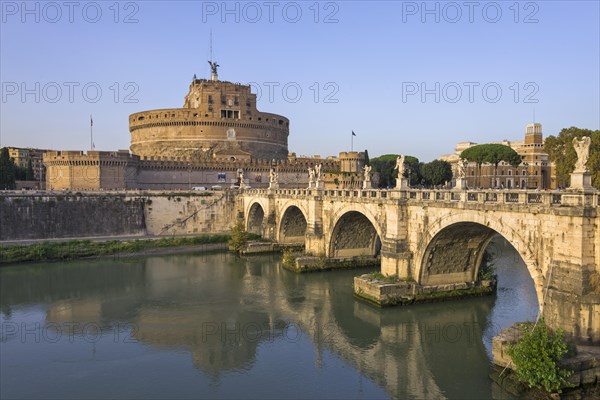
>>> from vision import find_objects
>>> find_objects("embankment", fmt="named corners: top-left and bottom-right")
top-left (0, 190), bottom-right (237, 241)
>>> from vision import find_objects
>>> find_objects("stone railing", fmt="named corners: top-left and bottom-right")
top-left (242, 188), bottom-right (600, 207)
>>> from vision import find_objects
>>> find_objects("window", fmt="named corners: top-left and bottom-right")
top-left (208, 95), bottom-right (213, 103)
top-left (221, 110), bottom-right (240, 119)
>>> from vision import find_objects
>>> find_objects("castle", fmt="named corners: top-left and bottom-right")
top-left (44, 65), bottom-right (366, 191)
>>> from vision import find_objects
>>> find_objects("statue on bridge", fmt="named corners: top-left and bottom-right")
top-left (269, 168), bottom-right (279, 189)
top-left (394, 155), bottom-right (409, 189)
top-left (457, 158), bottom-right (467, 178)
top-left (315, 164), bottom-right (322, 181)
top-left (573, 136), bottom-right (591, 173)
top-left (308, 167), bottom-right (315, 188)
top-left (237, 168), bottom-right (248, 189)
top-left (362, 164), bottom-right (372, 189)
top-left (394, 155), bottom-right (405, 177)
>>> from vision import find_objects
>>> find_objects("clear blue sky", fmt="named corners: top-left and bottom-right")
top-left (1, 0), bottom-right (599, 161)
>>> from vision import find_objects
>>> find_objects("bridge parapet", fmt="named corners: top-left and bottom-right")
top-left (242, 188), bottom-right (598, 208)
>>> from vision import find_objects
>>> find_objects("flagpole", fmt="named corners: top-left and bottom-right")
top-left (351, 132), bottom-right (353, 152)
top-left (90, 115), bottom-right (93, 151)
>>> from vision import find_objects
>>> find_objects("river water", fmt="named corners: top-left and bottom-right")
top-left (0, 237), bottom-right (538, 399)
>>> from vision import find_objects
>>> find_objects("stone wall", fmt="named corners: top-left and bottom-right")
top-left (143, 191), bottom-right (237, 236)
top-left (0, 191), bottom-right (237, 241)
top-left (0, 193), bottom-right (145, 240)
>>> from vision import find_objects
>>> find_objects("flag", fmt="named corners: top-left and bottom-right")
top-left (352, 131), bottom-right (356, 136)
top-left (92, 142), bottom-right (95, 150)
top-left (90, 115), bottom-right (93, 127)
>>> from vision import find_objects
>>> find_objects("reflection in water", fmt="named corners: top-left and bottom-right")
top-left (1, 240), bottom-right (537, 399)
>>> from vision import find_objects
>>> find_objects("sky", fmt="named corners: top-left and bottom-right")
top-left (1, 0), bottom-right (599, 161)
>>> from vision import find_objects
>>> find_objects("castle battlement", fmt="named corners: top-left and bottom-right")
top-left (129, 74), bottom-right (289, 162)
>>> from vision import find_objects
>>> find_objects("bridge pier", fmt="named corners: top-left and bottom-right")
top-left (305, 194), bottom-right (326, 256)
top-left (305, 231), bottom-right (326, 256)
top-left (380, 240), bottom-right (411, 280)
top-left (543, 260), bottom-right (600, 344)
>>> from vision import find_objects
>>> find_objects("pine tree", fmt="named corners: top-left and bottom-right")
top-left (0, 147), bottom-right (16, 190)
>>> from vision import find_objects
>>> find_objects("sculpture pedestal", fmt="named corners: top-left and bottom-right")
top-left (314, 179), bottom-right (324, 190)
top-left (453, 177), bottom-right (468, 190)
top-left (362, 180), bottom-right (372, 189)
top-left (569, 172), bottom-right (593, 191)
top-left (269, 183), bottom-right (279, 190)
top-left (395, 178), bottom-right (409, 190)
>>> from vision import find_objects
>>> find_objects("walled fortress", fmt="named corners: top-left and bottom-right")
top-left (129, 79), bottom-right (289, 161)
top-left (43, 68), bottom-right (366, 191)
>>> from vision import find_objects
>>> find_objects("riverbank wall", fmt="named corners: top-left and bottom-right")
top-left (0, 190), bottom-right (237, 241)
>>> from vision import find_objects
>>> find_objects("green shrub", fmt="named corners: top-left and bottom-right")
top-left (0, 235), bottom-right (231, 264)
top-left (228, 220), bottom-right (249, 254)
top-left (282, 248), bottom-right (297, 269)
top-left (478, 248), bottom-right (496, 280)
top-left (507, 319), bottom-right (573, 393)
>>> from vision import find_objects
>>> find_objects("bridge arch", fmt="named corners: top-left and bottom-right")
top-left (328, 208), bottom-right (382, 258)
top-left (414, 211), bottom-right (544, 306)
top-left (246, 201), bottom-right (266, 236)
top-left (278, 205), bottom-right (308, 244)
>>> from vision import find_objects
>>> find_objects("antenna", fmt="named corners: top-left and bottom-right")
top-left (207, 30), bottom-right (219, 81)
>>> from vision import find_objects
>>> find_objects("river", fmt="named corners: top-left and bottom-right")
top-left (0, 237), bottom-right (538, 399)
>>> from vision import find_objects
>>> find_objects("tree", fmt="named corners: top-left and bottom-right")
top-left (507, 320), bottom-right (573, 393)
top-left (420, 160), bottom-right (453, 187)
top-left (25, 159), bottom-right (34, 181)
top-left (370, 154), bottom-right (399, 188)
top-left (544, 127), bottom-right (600, 189)
top-left (0, 147), bottom-right (16, 190)
top-left (228, 219), bottom-right (249, 254)
top-left (404, 156), bottom-right (422, 186)
top-left (460, 144), bottom-right (521, 187)
top-left (370, 154), bottom-right (422, 188)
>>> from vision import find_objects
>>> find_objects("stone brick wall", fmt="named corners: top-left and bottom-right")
top-left (0, 191), bottom-right (237, 241)
top-left (0, 193), bottom-right (145, 240)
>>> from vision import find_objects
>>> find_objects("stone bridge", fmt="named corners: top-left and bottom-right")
top-left (240, 187), bottom-right (600, 344)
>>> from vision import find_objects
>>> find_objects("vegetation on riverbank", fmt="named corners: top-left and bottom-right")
top-left (507, 319), bottom-right (574, 393)
top-left (0, 235), bottom-right (231, 265)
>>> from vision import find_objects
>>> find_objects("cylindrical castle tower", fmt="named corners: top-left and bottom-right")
top-left (129, 72), bottom-right (289, 161)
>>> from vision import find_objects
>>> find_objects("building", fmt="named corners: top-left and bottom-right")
top-left (439, 123), bottom-right (554, 190)
top-left (129, 70), bottom-right (289, 161)
top-left (43, 64), bottom-right (366, 191)
top-left (8, 147), bottom-right (48, 183)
